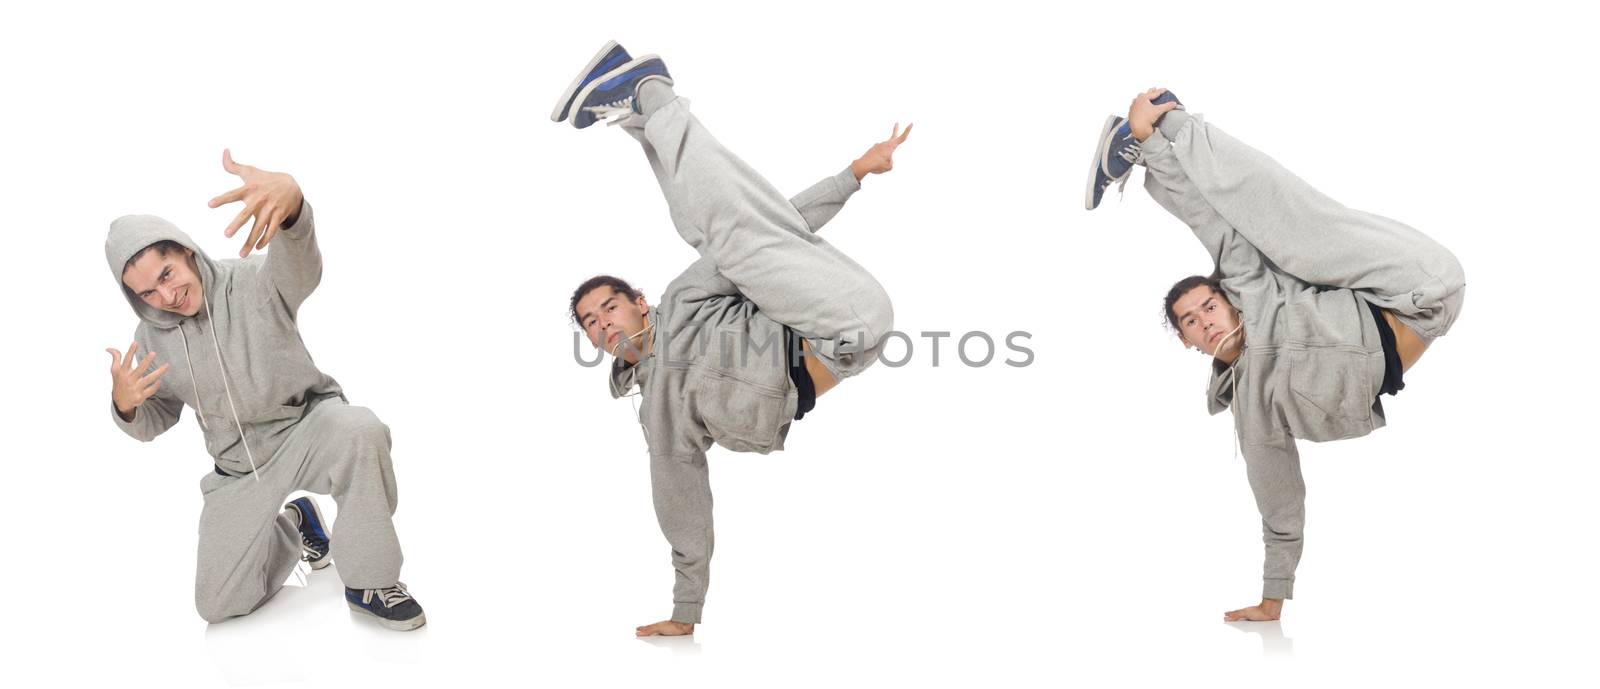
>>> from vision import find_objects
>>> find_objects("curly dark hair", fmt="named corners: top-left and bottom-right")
top-left (568, 275), bottom-right (643, 326)
top-left (1162, 274), bottom-right (1224, 333)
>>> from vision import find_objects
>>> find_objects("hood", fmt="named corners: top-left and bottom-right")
top-left (607, 307), bottom-right (658, 398)
top-left (1207, 358), bottom-right (1236, 416)
top-left (610, 357), bottom-right (641, 398)
top-left (105, 214), bottom-right (222, 330)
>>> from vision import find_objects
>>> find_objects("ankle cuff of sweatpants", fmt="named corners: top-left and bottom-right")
top-left (1141, 127), bottom-right (1175, 161)
top-left (672, 602), bottom-right (703, 624)
top-left (1262, 578), bottom-right (1295, 600)
top-left (637, 79), bottom-right (677, 116)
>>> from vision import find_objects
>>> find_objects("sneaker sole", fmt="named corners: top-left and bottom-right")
top-left (551, 40), bottom-right (622, 123)
top-left (569, 55), bottom-right (669, 129)
top-left (308, 556), bottom-right (333, 570)
top-left (1085, 114), bottom-right (1120, 210)
top-left (348, 602), bottom-right (427, 631)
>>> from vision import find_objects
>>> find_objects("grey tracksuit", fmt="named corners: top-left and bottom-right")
top-left (105, 205), bottom-right (405, 622)
top-left (1142, 110), bottom-right (1465, 599)
top-left (609, 89), bottom-right (894, 624)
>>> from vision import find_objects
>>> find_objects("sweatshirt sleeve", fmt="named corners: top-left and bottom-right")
top-left (1241, 430), bottom-right (1306, 600)
top-left (1141, 128), bottom-right (1281, 305)
top-left (787, 166), bottom-right (861, 234)
top-left (111, 388), bottom-right (184, 442)
top-left (650, 450), bottom-right (715, 624)
top-left (265, 199), bottom-right (322, 315)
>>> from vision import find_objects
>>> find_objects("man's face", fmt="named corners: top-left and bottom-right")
top-left (1172, 285), bottom-right (1244, 359)
top-left (123, 247), bottom-right (203, 318)
top-left (575, 286), bottom-right (650, 361)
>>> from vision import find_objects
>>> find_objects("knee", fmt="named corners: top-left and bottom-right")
top-left (1425, 251), bottom-right (1466, 338)
top-left (854, 281), bottom-right (895, 345)
top-left (1435, 284), bottom-right (1466, 339)
top-left (1440, 251), bottom-right (1467, 295)
top-left (195, 592), bottom-right (234, 624)
top-left (332, 406), bottom-right (391, 451)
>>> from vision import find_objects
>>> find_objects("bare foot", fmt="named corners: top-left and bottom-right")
top-left (636, 620), bottom-right (695, 637)
top-left (1223, 598), bottom-right (1283, 622)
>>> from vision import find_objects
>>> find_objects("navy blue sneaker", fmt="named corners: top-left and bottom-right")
top-left (1085, 114), bottom-right (1134, 210)
top-left (550, 40), bottom-right (633, 123)
top-left (1085, 91), bottom-right (1184, 210)
top-left (346, 583), bottom-right (427, 631)
top-left (1150, 90), bottom-right (1183, 110)
top-left (284, 496), bottom-right (331, 570)
top-left (566, 54), bottom-right (672, 129)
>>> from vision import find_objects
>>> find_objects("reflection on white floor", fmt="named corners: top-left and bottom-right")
top-left (1226, 620), bottom-right (1294, 657)
top-left (203, 561), bottom-right (428, 686)
top-left (637, 634), bottom-right (701, 656)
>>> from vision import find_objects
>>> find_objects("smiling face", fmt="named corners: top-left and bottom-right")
top-left (122, 243), bottom-right (203, 318)
top-left (575, 285), bottom-right (651, 364)
top-left (1171, 284), bottom-right (1244, 361)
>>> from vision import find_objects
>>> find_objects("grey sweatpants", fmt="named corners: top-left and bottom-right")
top-left (1146, 110), bottom-right (1466, 344)
top-left (194, 402), bottom-right (402, 623)
top-left (620, 85), bottom-right (894, 379)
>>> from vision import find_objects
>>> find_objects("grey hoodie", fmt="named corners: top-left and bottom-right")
top-left (1197, 289), bottom-right (1383, 601)
top-left (1146, 109), bottom-right (1466, 601)
top-left (609, 168), bottom-right (860, 625)
top-left (1144, 125), bottom-right (1389, 601)
top-left (105, 201), bottom-right (343, 475)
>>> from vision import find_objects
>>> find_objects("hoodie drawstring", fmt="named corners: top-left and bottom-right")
top-left (625, 323), bottom-right (657, 445)
top-left (1213, 322), bottom-right (1245, 463)
top-left (176, 327), bottom-right (209, 432)
top-left (201, 297), bottom-right (261, 481)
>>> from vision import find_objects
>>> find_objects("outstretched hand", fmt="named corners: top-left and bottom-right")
top-left (107, 342), bottom-right (169, 418)
top-left (635, 620), bottom-right (694, 637)
top-left (1223, 598), bottom-right (1283, 622)
top-left (207, 149), bottom-right (304, 258)
top-left (1127, 88), bottom-right (1180, 143)
top-left (851, 123), bottom-right (913, 181)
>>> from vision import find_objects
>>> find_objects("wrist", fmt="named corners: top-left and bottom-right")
top-left (283, 192), bottom-right (305, 227)
top-left (850, 158), bottom-right (868, 182)
top-left (1131, 121), bottom-right (1154, 142)
top-left (114, 399), bottom-right (136, 421)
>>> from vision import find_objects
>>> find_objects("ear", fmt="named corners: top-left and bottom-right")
top-left (1176, 332), bottom-right (1196, 351)
top-left (634, 294), bottom-right (649, 313)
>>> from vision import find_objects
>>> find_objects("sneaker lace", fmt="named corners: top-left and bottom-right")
top-left (366, 583), bottom-right (413, 608)
top-left (1115, 140), bottom-right (1141, 165)
top-left (1102, 139), bottom-right (1142, 200)
top-left (1098, 167), bottom-right (1134, 200)
top-left (301, 533), bottom-right (328, 558)
top-left (583, 97), bottom-right (637, 126)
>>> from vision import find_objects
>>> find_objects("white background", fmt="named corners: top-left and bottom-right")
top-left (4, 1), bottom-right (1597, 686)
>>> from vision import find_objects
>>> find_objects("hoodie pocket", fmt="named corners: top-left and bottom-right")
top-left (202, 402), bottom-right (307, 467)
top-left (684, 368), bottom-right (790, 454)
top-left (1283, 347), bottom-right (1376, 442)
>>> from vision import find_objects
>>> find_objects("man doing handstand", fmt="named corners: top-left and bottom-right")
top-left (1087, 88), bottom-right (1466, 622)
top-left (552, 41), bottom-right (908, 636)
